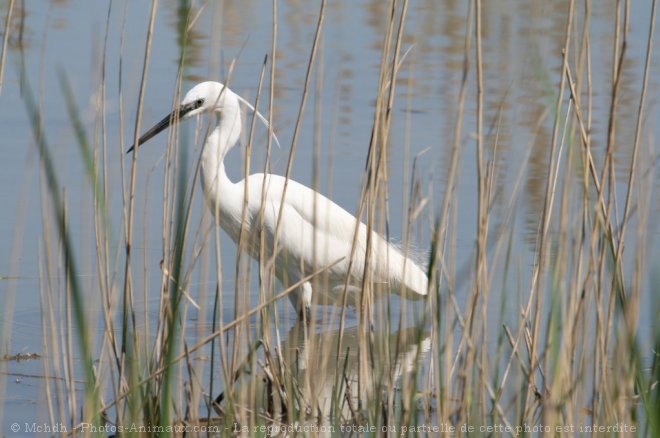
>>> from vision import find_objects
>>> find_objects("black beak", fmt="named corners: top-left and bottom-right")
top-left (127, 100), bottom-right (200, 153)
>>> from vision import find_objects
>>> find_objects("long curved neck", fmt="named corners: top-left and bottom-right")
top-left (200, 97), bottom-right (243, 232)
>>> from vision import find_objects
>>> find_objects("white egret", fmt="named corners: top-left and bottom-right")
top-left (129, 81), bottom-right (428, 316)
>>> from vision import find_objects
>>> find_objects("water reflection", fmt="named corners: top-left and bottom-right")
top-left (217, 319), bottom-right (431, 428)
top-left (1, 0), bottom-right (657, 433)
top-left (3, 0), bottom-right (27, 52)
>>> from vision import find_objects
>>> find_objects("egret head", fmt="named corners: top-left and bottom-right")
top-left (127, 81), bottom-right (278, 153)
top-left (179, 81), bottom-right (235, 119)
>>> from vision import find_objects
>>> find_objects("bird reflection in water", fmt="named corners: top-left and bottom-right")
top-left (213, 317), bottom-right (431, 432)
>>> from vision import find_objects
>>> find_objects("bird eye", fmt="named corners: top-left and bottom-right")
top-left (195, 98), bottom-right (204, 108)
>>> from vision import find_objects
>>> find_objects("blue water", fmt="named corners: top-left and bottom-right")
top-left (1, 0), bottom-right (658, 434)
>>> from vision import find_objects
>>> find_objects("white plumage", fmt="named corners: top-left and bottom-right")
top-left (130, 81), bottom-right (428, 315)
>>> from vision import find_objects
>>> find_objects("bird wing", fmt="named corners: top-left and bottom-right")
top-left (247, 173), bottom-right (361, 244)
top-left (245, 173), bottom-right (428, 297)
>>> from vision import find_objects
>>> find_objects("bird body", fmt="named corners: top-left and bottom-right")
top-left (130, 81), bottom-right (428, 315)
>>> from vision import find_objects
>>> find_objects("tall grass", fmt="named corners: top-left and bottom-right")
top-left (6, 0), bottom-right (658, 436)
